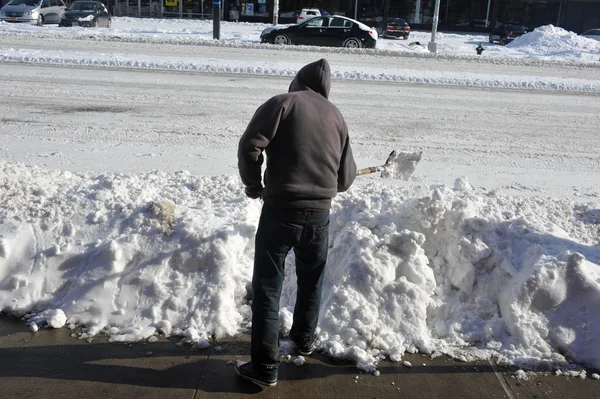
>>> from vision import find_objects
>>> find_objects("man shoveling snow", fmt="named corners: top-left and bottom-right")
top-left (236, 58), bottom-right (357, 387)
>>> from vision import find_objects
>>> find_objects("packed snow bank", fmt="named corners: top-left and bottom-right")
top-left (509, 25), bottom-right (600, 59)
top-left (1, 162), bottom-right (599, 370)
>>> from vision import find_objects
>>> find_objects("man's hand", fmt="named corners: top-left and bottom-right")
top-left (244, 185), bottom-right (263, 199)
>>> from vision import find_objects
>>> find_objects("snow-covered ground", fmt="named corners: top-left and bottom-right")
top-left (1, 17), bottom-right (599, 375)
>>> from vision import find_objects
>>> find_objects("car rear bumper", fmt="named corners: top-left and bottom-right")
top-left (60, 19), bottom-right (95, 27)
top-left (384, 30), bottom-right (409, 37)
top-left (0, 16), bottom-right (37, 23)
top-left (363, 38), bottom-right (377, 48)
top-left (60, 20), bottom-right (80, 26)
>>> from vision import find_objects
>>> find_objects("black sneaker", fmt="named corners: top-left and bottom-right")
top-left (291, 336), bottom-right (317, 356)
top-left (235, 361), bottom-right (277, 387)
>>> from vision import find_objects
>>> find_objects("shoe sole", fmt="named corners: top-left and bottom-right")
top-left (235, 365), bottom-right (277, 387)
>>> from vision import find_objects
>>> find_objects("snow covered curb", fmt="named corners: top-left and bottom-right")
top-left (2, 49), bottom-right (599, 92)
top-left (1, 161), bottom-right (599, 372)
top-left (0, 25), bottom-right (600, 69)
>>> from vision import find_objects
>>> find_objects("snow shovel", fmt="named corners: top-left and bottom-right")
top-left (357, 150), bottom-right (422, 181)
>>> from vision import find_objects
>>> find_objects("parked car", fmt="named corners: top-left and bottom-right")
top-left (261, 15), bottom-right (378, 49)
top-left (59, 0), bottom-right (110, 27)
top-left (581, 28), bottom-right (600, 41)
top-left (0, 0), bottom-right (66, 26)
top-left (296, 8), bottom-right (320, 24)
top-left (377, 17), bottom-right (410, 39)
top-left (489, 24), bottom-right (526, 45)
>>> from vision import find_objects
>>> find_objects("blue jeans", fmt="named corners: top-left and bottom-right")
top-left (250, 204), bottom-right (330, 380)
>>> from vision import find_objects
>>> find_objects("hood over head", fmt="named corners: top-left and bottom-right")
top-left (288, 58), bottom-right (331, 99)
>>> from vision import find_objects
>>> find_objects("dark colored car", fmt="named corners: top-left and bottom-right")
top-left (59, 0), bottom-right (110, 27)
top-left (489, 24), bottom-right (526, 45)
top-left (377, 17), bottom-right (410, 39)
top-left (260, 15), bottom-right (378, 49)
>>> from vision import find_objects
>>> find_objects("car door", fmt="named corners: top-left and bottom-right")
top-left (39, 0), bottom-right (51, 22)
top-left (48, 0), bottom-right (59, 23)
top-left (322, 17), bottom-right (353, 46)
top-left (56, 0), bottom-right (66, 21)
top-left (99, 3), bottom-right (109, 26)
top-left (294, 17), bottom-right (329, 46)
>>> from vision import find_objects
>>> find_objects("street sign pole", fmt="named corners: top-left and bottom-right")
top-left (427, 0), bottom-right (441, 53)
top-left (213, 0), bottom-right (220, 39)
top-left (273, 0), bottom-right (279, 25)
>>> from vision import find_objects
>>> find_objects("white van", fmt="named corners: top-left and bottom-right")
top-left (296, 8), bottom-right (320, 24)
top-left (0, 0), bottom-right (66, 26)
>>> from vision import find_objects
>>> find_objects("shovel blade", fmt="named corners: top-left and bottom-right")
top-left (381, 151), bottom-right (422, 180)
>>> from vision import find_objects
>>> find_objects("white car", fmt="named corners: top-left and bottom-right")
top-left (296, 8), bottom-right (320, 24)
top-left (0, 0), bottom-right (66, 26)
top-left (581, 28), bottom-right (600, 41)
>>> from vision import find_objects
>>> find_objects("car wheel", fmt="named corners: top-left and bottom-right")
top-left (273, 33), bottom-right (290, 45)
top-left (36, 14), bottom-right (44, 26)
top-left (343, 38), bottom-right (362, 48)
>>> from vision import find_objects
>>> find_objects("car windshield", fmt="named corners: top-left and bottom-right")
top-left (68, 1), bottom-right (96, 11)
top-left (388, 18), bottom-right (406, 24)
top-left (506, 25), bottom-right (525, 33)
top-left (6, 0), bottom-right (40, 6)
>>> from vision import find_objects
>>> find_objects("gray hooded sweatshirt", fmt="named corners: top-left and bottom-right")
top-left (238, 59), bottom-right (356, 210)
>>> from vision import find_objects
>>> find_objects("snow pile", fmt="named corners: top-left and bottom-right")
top-left (0, 162), bottom-right (259, 341)
top-left (509, 25), bottom-right (600, 58)
top-left (1, 162), bottom-right (599, 371)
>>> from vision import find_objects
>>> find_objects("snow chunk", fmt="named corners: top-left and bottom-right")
top-left (454, 176), bottom-right (472, 191)
top-left (294, 356), bottom-right (306, 366)
top-left (45, 309), bottom-right (67, 329)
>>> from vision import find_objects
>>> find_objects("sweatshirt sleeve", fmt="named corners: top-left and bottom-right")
top-left (237, 97), bottom-right (286, 188)
top-left (337, 134), bottom-right (357, 192)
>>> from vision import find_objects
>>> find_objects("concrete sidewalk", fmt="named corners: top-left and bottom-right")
top-left (0, 316), bottom-right (598, 399)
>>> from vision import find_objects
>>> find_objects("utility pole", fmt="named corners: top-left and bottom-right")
top-left (213, 0), bottom-right (220, 39)
top-left (427, 0), bottom-right (441, 54)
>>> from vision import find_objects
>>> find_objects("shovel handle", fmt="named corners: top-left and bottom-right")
top-left (357, 166), bottom-right (379, 176)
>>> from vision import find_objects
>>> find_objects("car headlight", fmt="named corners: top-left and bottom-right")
top-left (26, 10), bottom-right (38, 15)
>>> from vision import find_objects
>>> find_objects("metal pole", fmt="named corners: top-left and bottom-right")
top-left (273, 0), bottom-right (279, 25)
top-left (414, 0), bottom-right (421, 23)
top-left (556, 1), bottom-right (562, 26)
top-left (137, 0), bottom-right (141, 17)
top-left (427, 0), bottom-right (441, 53)
top-left (354, 0), bottom-right (357, 20)
top-left (213, 0), bottom-right (220, 39)
top-left (485, 0), bottom-right (491, 27)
